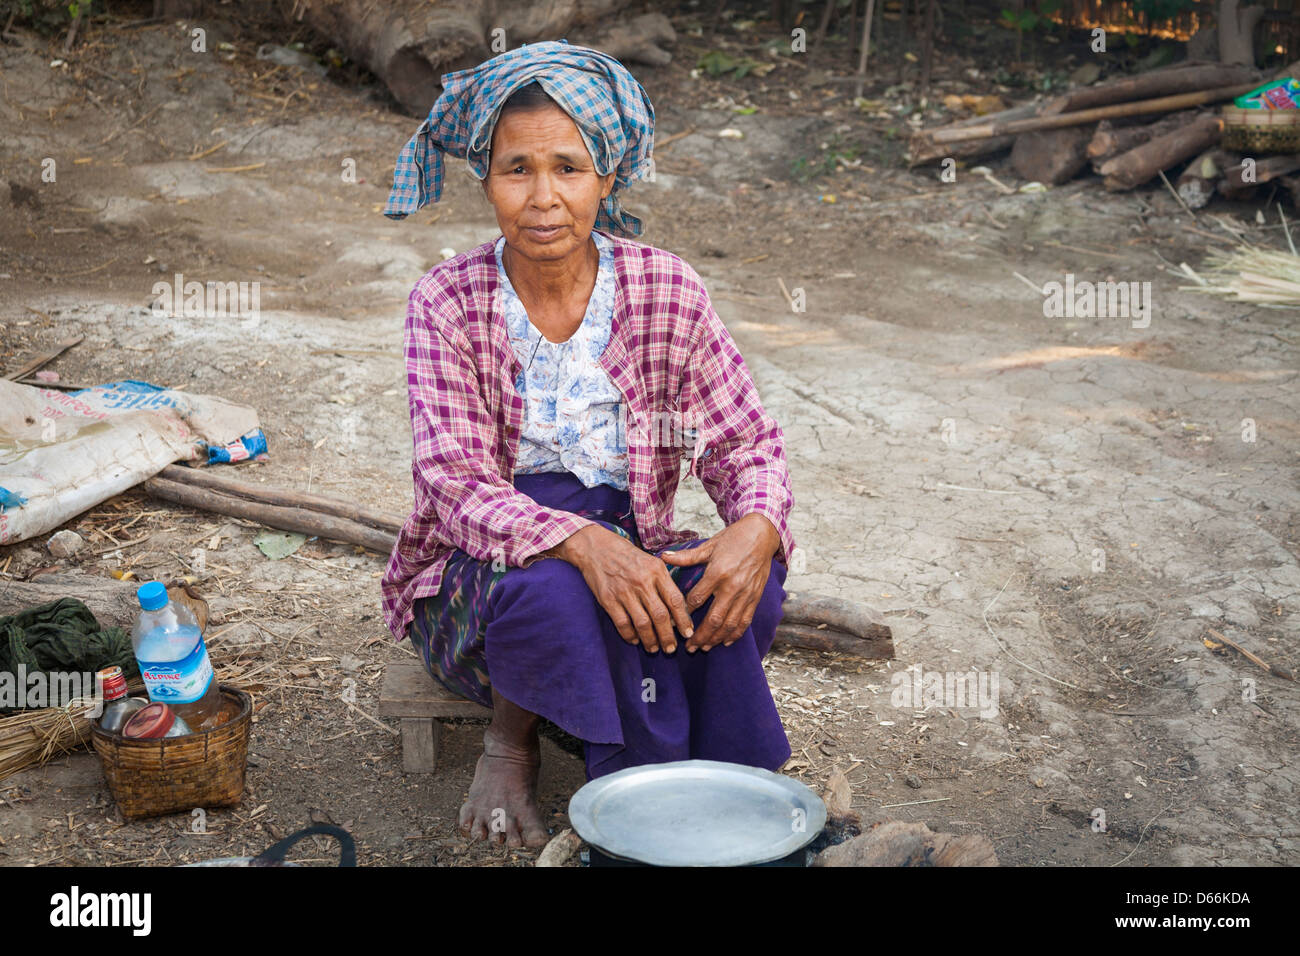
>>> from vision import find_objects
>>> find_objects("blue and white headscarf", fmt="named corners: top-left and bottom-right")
top-left (384, 40), bottom-right (655, 237)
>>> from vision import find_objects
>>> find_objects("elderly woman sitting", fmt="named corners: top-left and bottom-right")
top-left (380, 42), bottom-right (796, 849)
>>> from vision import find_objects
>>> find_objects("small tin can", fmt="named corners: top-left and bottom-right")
top-left (122, 702), bottom-right (193, 739)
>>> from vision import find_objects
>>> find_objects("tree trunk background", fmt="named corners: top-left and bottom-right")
top-left (297, 0), bottom-right (673, 115)
top-left (155, 0), bottom-right (674, 115)
top-left (1218, 0), bottom-right (1264, 67)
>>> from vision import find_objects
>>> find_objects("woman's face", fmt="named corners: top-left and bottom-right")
top-left (484, 103), bottom-right (616, 263)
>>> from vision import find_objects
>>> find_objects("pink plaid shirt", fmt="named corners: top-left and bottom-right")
top-left (381, 232), bottom-right (796, 641)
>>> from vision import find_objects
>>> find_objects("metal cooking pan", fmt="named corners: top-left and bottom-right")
top-left (569, 759), bottom-right (826, 867)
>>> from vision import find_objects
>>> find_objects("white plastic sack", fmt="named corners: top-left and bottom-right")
top-left (0, 379), bottom-right (263, 545)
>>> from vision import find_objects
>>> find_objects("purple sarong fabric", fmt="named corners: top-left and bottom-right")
top-left (407, 470), bottom-right (791, 780)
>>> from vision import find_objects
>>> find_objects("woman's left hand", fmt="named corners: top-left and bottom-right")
top-left (659, 514), bottom-right (781, 653)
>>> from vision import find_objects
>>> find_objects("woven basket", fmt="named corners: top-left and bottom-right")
top-left (1222, 106), bottom-right (1300, 153)
top-left (92, 686), bottom-right (252, 821)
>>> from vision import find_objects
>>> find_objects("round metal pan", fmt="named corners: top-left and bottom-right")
top-left (569, 759), bottom-right (827, 867)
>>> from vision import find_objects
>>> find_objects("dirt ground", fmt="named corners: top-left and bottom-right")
top-left (1, 8), bottom-right (1297, 867)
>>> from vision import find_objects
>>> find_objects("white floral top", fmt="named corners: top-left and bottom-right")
top-left (497, 230), bottom-right (630, 491)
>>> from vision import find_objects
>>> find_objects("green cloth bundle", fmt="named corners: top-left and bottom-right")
top-left (0, 598), bottom-right (136, 710)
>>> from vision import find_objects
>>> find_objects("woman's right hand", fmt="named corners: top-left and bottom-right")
top-left (550, 525), bottom-right (695, 653)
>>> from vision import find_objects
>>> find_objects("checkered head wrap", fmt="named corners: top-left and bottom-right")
top-left (383, 40), bottom-right (655, 237)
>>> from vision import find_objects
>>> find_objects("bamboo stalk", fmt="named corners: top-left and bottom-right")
top-left (908, 100), bottom-right (1043, 165)
top-left (928, 83), bottom-right (1258, 145)
top-left (1039, 62), bottom-right (1258, 116)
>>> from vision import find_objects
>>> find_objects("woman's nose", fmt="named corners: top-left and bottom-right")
top-left (529, 173), bottom-right (559, 208)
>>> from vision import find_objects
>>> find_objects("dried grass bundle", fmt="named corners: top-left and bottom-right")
top-left (1180, 215), bottom-right (1300, 308)
top-left (0, 699), bottom-right (95, 783)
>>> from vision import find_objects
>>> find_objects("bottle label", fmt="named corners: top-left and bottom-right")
top-left (138, 639), bottom-right (214, 705)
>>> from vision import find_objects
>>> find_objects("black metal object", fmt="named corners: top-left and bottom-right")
top-left (249, 824), bottom-right (357, 867)
top-left (585, 831), bottom-right (822, 868)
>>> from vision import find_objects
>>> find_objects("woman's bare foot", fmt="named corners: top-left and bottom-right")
top-left (458, 689), bottom-right (550, 849)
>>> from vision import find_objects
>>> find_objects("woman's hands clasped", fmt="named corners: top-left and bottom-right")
top-left (553, 525), bottom-right (695, 653)
top-left (660, 513), bottom-right (781, 653)
top-left (551, 513), bottom-right (781, 655)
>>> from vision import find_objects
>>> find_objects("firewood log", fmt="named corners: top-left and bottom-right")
top-left (1087, 110), bottom-right (1201, 165)
top-left (1011, 125), bottom-right (1096, 185)
top-left (1100, 113), bottom-right (1224, 191)
top-left (1175, 148), bottom-right (1238, 210)
top-left (813, 820), bottom-right (999, 867)
top-left (1222, 153), bottom-right (1300, 191)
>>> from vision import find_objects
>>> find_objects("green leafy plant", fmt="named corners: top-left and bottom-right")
top-left (999, 0), bottom-right (1072, 60)
top-left (0, 0), bottom-right (88, 33)
top-left (697, 49), bottom-right (762, 79)
top-left (999, 7), bottom-right (1039, 60)
top-left (792, 135), bottom-right (861, 183)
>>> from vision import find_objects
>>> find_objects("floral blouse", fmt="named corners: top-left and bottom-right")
top-left (495, 230), bottom-right (630, 491)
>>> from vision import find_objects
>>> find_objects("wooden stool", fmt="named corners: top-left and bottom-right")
top-left (379, 662), bottom-right (492, 772)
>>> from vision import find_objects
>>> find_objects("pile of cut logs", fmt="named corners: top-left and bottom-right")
top-left (910, 59), bottom-right (1300, 207)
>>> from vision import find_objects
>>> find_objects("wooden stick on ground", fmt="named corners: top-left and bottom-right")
top-left (1208, 628), bottom-right (1296, 681)
top-left (773, 592), bottom-right (894, 659)
top-left (144, 476), bottom-right (396, 553)
top-left (156, 464), bottom-right (403, 535)
top-left (3, 336), bottom-right (83, 381)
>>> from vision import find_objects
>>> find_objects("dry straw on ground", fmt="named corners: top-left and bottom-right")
top-left (1181, 214), bottom-right (1300, 307)
top-left (0, 699), bottom-right (96, 783)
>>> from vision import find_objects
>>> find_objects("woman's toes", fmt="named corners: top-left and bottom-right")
top-left (523, 824), bottom-right (550, 849)
top-left (505, 822), bottom-right (525, 848)
top-left (464, 813), bottom-right (489, 842)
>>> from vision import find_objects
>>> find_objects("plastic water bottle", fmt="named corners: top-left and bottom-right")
top-left (132, 581), bottom-right (222, 732)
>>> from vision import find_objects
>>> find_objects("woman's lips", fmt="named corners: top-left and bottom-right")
top-left (524, 225), bottom-right (564, 241)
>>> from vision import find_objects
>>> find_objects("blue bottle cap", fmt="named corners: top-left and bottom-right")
top-left (136, 581), bottom-right (169, 611)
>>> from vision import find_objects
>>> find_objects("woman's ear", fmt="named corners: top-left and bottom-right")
top-left (600, 171), bottom-right (616, 200)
